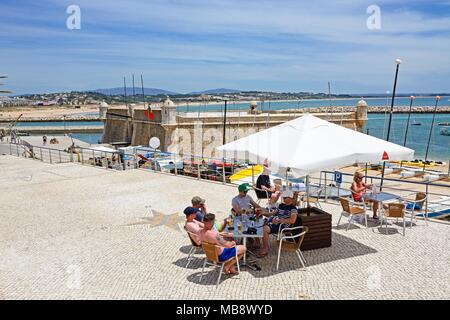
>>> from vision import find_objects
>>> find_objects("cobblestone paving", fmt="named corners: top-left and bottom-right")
top-left (0, 156), bottom-right (449, 299)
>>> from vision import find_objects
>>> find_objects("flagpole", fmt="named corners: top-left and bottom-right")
top-left (403, 95), bottom-right (415, 146)
top-left (424, 96), bottom-right (441, 161)
top-left (132, 74), bottom-right (136, 104)
top-left (380, 58), bottom-right (402, 191)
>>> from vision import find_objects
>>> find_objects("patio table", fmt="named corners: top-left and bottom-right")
top-left (363, 192), bottom-right (402, 225)
top-left (224, 214), bottom-right (265, 270)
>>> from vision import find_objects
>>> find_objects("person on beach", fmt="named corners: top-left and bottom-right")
top-left (199, 213), bottom-right (246, 275)
top-left (259, 190), bottom-right (298, 257)
top-left (42, 135), bottom-right (47, 145)
top-left (351, 171), bottom-right (380, 219)
top-left (231, 183), bottom-right (261, 215)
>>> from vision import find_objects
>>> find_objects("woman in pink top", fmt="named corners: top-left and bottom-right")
top-left (351, 171), bottom-right (379, 219)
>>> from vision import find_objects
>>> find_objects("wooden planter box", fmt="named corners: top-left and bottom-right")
top-left (297, 207), bottom-right (332, 251)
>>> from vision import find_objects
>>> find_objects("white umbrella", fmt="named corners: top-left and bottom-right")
top-left (217, 114), bottom-right (414, 176)
top-left (217, 114), bottom-right (414, 206)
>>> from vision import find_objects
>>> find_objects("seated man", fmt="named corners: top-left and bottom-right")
top-left (255, 167), bottom-right (280, 204)
top-left (232, 183), bottom-right (261, 215)
top-left (199, 213), bottom-right (246, 275)
top-left (184, 207), bottom-right (204, 245)
top-left (260, 190), bottom-right (298, 257)
top-left (191, 196), bottom-right (207, 222)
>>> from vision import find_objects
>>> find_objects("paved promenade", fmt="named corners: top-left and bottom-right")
top-left (0, 155), bottom-right (449, 299)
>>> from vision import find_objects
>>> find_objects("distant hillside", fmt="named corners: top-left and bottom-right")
top-left (92, 87), bottom-right (179, 96)
top-left (188, 88), bottom-right (241, 95)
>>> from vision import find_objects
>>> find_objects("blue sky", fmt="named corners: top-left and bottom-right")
top-left (1, 0), bottom-right (450, 94)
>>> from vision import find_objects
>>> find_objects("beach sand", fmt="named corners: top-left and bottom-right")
top-left (0, 105), bottom-right (99, 121)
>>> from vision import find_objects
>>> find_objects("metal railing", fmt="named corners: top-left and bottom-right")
top-left (133, 147), bottom-right (246, 185)
top-left (5, 142), bottom-right (123, 171)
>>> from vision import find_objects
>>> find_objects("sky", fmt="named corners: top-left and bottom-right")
top-left (1, 0), bottom-right (450, 95)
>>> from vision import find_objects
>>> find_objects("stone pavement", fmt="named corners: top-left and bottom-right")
top-left (0, 155), bottom-right (449, 299)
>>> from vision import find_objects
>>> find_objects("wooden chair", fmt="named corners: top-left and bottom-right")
top-left (273, 178), bottom-right (282, 191)
top-left (276, 226), bottom-right (309, 271)
top-left (185, 230), bottom-right (202, 268)
top-left (383, 203), bottom-right (406, 236)
top-left (404, 192), bottom-right (427, 228)
top-left (338, 197), bottom-right (367, 230)
top-left (199, 243), bottom-right (240, 287)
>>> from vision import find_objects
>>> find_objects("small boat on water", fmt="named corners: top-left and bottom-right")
top-left (440, 126), bottom-right (450, 136)
top-left (411, 120), bottom-right (421, 126)
top-left (438, 122), bottom-right (450, 126)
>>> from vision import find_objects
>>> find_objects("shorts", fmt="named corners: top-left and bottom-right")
top-left (218, 247), bottom-right (237, 262)
top-left (268, 223), bottom-right (282, 235)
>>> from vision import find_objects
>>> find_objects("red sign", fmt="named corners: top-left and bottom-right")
top-left (382, 151), bottom-right (389, 160)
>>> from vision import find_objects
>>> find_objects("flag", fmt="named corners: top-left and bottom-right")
top-left (145, 103), bottom-right (155, 120)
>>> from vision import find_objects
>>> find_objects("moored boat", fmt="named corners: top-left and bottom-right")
top-left (440, 126), bottom-right (450, 136)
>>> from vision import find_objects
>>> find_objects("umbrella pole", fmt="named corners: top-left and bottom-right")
top-left (251, 164), bottom-right (255, 186)
top-left (306, 175), bottom-right (310, 208)
top-left (285, 167), bottom-right (289, 191)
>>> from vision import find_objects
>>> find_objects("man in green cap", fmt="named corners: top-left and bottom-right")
top-left (232, 183), bottom-right (261, 215)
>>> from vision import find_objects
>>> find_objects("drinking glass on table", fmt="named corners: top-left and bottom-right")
top-left (237, 222), bottom-right (242, 234)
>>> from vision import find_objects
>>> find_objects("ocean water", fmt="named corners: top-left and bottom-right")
top-left (364, 113), bottom-right (450, 162)
top-left (177, 96), bottom-right (450, 113)
top-left (71, 133), bottom-right (103, 144)
top-left (14, 121), bottom-right (103, 127)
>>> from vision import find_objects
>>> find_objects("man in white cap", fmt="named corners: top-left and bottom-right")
top-left (259, 190), bottom-right (298, 257)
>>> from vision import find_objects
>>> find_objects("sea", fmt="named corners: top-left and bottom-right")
top-left (176, 96), bottom-right (450, 113)
top-left (10, 96), bottom-right (450, 162)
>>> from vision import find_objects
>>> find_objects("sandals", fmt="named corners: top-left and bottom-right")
top-left (224, 268), bottom-right (239, 275)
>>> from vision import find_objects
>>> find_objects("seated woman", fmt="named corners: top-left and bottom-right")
top-left (351, 171), bottom-right (380, 219)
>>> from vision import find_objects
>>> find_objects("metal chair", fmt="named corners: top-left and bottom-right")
top-left (199, 243), bottom-right (240, 287)
top-left (301, 188), bottom-right (323, 209)
top-left (404, 192), bottom-right (427, 228)
top-left (185, 229), bottom-right (202, 268)
top-left (350, 189), bottom-right (372, 211)
top-left (276, 226), bottom-right (309, 271)
top-left (253, 186), bottom-right (270, 207)
top-left (338, 197), bottom-right (368, 230)
top-left (383, 203), bottom-right (406, 236)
